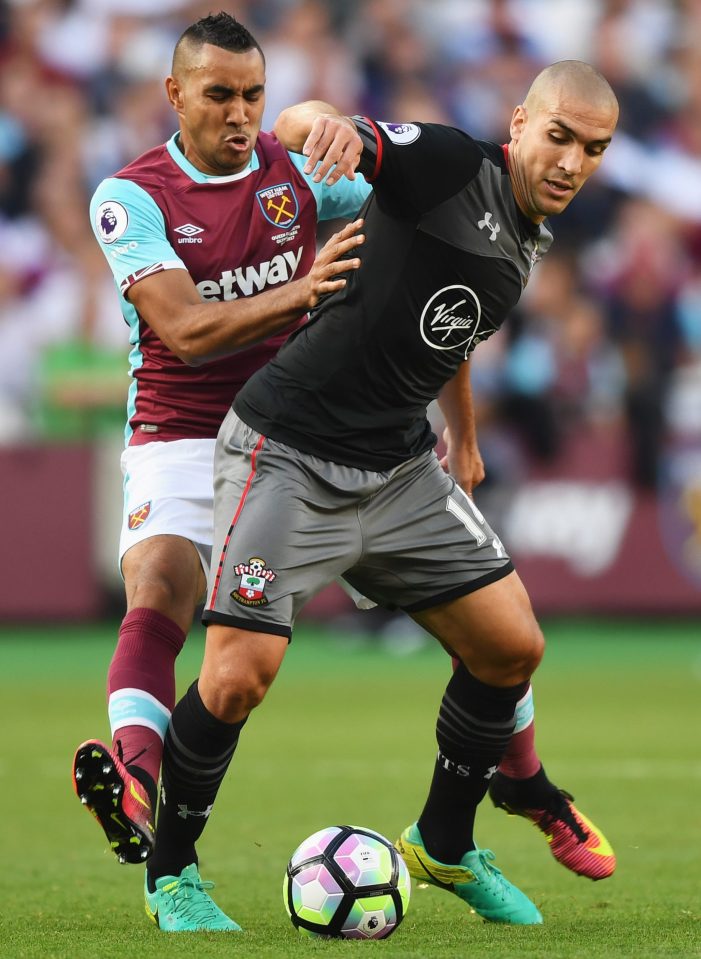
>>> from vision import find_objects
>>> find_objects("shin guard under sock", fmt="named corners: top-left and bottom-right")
top-left (418, 664), bottom-right (529, 863)
top-left (108, 608), bottom-right (186, 785)
top-left (147, 681), bottom-right (247, 886)
top-left (498, 685), bottom-right (541, 780)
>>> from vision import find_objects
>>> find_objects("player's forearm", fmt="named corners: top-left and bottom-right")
top-left (130, 221), bottom-right (363, 365)
top-left (274, 100), bottom-right (347, 152)
top-left (438, 361), bottom-right (485, 494)
top-left (175, 276), bottom-right (315, 365)
top-left (438, 361), bottom-right (478, 445)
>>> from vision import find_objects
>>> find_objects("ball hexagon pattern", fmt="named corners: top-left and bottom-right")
top-left (284, 825), bottom-right (411, 940)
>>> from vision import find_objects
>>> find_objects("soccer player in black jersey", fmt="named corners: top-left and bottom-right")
top-left (154, 61), bottom-right (619, 930)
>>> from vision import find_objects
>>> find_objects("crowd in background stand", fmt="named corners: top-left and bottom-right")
top-left (0, 0), bottom-right (700, 492)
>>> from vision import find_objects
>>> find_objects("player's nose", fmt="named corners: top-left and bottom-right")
top-left (558, 143), bottom-right (583, 176)
top-left (225, 99), bottom-right (247, 126)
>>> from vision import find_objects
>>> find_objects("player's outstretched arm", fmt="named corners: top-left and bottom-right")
top-left (437, 360), bottom-right (485, 497)
top-left (274, 100), bottom-right (361, 185)
top-left (128, 220), bottom-right (364, 366)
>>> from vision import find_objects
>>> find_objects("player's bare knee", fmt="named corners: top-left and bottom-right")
top-left (509, 619), bottom-right (545, 676)
top-left (208, 660), bottom-right (274, 716)
top-left (474, 620), bottom-right (544, 685)
top-left (522, 618), bottom-right (544, 669)
top-left (200, 676), bottom-right (265, 723)
top-left (131, 575), bottom-right (180, 611)
top-left (236, 667), bottom-right (275, 713)
top-left (123, 541), bottom-right (204, 614)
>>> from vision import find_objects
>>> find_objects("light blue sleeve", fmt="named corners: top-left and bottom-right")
top-left (287, 152), bottom-right (373, 222)
top-left (89, 177), bottom-right (185, 294)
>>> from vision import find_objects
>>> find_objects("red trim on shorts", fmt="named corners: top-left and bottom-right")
top-left (207, 433), bottom-right (266, 611)
top-left (364, 118), bottom-right (384, 182)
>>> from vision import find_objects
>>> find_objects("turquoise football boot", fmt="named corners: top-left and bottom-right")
top-left (395, 822), bottom-right (542, 924)
top-left (144, 863), bottom-right (242, 932)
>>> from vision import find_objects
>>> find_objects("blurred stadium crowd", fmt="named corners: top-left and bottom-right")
top-left (1, 0), bottom-right (700, 492)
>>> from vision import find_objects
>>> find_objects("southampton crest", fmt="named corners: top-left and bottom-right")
top-left (231, 557), bottom-right (277, 606)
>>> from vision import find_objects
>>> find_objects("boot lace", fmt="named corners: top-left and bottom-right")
top-left (537, 790), bottom-right (589, 843)
top-left (165, 875), bottom-right (222, 923)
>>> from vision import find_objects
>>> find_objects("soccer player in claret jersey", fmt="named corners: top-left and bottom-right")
top-left (71, 11), bottom-right (369, 925)
top-left (141, 60), bottom-right (618, 933)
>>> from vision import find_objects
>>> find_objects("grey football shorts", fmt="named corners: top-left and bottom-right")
top-left (202, 411), bottom-right (513, 639)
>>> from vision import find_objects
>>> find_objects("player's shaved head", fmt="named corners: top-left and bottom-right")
top-left (507, 59), bottom-right (618, 222)
top-left (172, 11), bottom-right (264, 78)
top-left (524, 60), bottom-right (618, 118)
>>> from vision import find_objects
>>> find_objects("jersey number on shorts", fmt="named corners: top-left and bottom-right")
top-left (446, 493), bottom-right (487, 545)
top-left (446, 489), bottom-right (506, 558)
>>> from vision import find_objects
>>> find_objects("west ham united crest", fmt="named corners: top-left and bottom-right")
top-left (256, 183), bottom-right (299, 229)
top-left (231, 557), bottom-right (277, 607)
top-left (128, 501), bottom-right (151, 530)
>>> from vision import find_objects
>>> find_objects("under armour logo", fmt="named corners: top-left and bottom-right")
top-left (478, 211), bottom-right (500, 241)
top-left (177, 803), bottom-right (214, 819)
top-left (483, 765), bottom-right (499, 780)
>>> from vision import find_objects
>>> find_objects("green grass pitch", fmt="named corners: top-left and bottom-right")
top-left (1, 617), bottom-right (699, 958)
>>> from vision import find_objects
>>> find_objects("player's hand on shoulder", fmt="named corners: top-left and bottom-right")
top-left (306, 219), bottom-right (364, 307)
top-left (303, 115), bottom-right (362, 185)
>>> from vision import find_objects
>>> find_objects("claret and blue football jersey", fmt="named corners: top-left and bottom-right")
top-left (90, 131), bottom-right (371, 445)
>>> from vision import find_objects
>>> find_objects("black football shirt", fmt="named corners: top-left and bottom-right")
top-left (234, 118), bottom-right (553, 469)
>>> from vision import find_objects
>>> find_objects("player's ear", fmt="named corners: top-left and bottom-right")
top-left (510, 104), bottom-right (527, 142)
top-left (165, 75), bottom-right (184, 112)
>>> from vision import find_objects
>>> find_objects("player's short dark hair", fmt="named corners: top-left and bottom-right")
top-left (173, 11), bottom-right (265, 69)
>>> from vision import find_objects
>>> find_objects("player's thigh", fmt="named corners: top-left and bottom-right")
top-left (122, 534), bottom-right (207, 629)
top-left (411, 570), bottom-right (544, 686)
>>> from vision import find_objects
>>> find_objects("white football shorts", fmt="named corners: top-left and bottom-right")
top-left (119, 438), bottom-right (217, 577)
top-left (117, 437), bottom-right (375, 611)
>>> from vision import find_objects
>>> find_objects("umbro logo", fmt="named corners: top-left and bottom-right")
top-left (174, 223), bottom-right (203, 236)
top-left (174, 223), bottom-right (204, 244)
top-left (478, 211), bottom-right (500, 242)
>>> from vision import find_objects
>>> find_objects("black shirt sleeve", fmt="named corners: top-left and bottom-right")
top-left (353, 117), bottom-right (485, 217)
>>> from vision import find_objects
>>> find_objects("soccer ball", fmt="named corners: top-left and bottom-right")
top-left (283, 825), bottom-right (411, 939)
